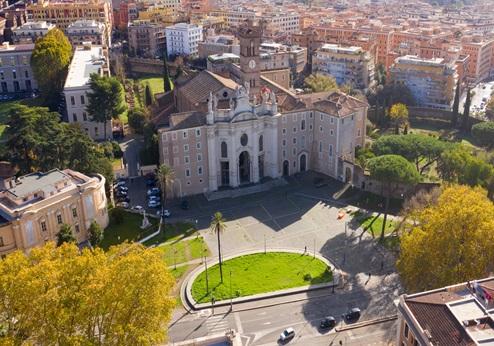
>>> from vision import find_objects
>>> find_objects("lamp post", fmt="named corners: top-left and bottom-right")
top-left (229, 270), bottom-right (233, 311)
top-left (264, 233), bottom-right (266, 254)
top-left (204, 250), bottom-right (209, 295)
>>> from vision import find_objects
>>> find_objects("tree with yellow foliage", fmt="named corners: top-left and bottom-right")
top-left (389, 103), bottom-right (409, 134)
top-left (0, 242), bottom-right (175, 345)
top-left (397, 185), bottom-right (494, 292)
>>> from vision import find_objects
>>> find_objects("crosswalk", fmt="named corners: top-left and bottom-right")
top-left (205, 314), bottom-right (231, 334)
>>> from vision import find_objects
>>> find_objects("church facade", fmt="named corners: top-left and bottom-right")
top-left (157, 20), bottom-right (368, 198)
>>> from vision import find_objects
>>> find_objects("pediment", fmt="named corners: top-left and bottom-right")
top-left (230, 111), bottom-right (257, 123)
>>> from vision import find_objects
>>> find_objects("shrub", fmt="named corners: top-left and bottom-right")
top-left (472, 122), bottom-right (494, 148)
top-left (303, 273), bottom-right (312, 282)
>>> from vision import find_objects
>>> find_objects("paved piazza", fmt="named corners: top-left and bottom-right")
top-left (167, 172), bottom-right (402, 346)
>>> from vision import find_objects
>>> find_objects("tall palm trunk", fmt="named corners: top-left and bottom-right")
top-left (381, 189), bottom-right (390, 242)
top-left (161, 179), bottom-right (166, 235)
top-left (216, 224), bottom-right (223, 283)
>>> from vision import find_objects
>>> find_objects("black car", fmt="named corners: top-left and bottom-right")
top-left (319, 316), bottom-right (336, 330)
top-left (345, 308), bottom-right (361, 322)
top-left (116, 196), bottom-right (130, 203)
top-left (180, 200), bottom-right (189, 210)
top-left (145, 178), bottom-right (156, 187)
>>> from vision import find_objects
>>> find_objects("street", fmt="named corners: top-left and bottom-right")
top-left (165, 173), bottom-right (402, 345)
top-left (460, 80), bottom-right (494, 119)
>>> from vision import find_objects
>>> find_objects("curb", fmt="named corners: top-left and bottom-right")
top-left (181, 248), bottom-right (340, 311)
top-left (335, 314), bottom-right (398, 332)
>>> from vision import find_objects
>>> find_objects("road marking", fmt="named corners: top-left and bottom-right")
top-left (263, 322), bottom-right (271, 325)
top-left (234, 312), bottom-right (244, 334)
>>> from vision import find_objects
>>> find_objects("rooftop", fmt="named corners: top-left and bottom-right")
top-left (395, 54), bottom-right (446, 66)
top-left (403, 277), bottom-right (494, 346)
top-left (64, 45), bottom-right (106, 89)
top-left (0, 42), bottom-right (35, 53)
top-left (319, 43), bottom-right (363, 54)
top-left (7, 170), bottom-right (72, 199)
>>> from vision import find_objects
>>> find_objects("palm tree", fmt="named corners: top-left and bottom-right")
top-left (210, 212), bottom-right (227, 283)
top-left (157, 164), bottom-right (174, 234)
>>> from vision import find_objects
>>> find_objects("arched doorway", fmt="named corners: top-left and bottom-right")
top-left (282, 160), bottom-right (289, 176)
top-left (239, 151), bottom-right (250, 184)
top-left (299, 154), bottom-right (307, 172)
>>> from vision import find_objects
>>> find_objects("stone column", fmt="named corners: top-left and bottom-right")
top-left (207, 127), bottom-right (218, 192)
top-left (252, 129), bottom-right (260, 184)
top-left (229, 129), bottom-right (239, 188)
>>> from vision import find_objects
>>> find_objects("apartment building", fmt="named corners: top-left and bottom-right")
top-left (12, 21), bottom-right (55, 44)
top-left (262, 12), bottom-right (300, 36)
top-left (209, 9), bottom-right (256, 28)
top-left (63, 44), bottom-right (111, 140)
top-left (397, 277), bottom-right (494, 346)
top-left (165, 23), bottom-right (203, 58)
top-left (313, 44), bottom-right (375, 90)
top-left (0, 43), bottom-right (37, 95)
top-left (460, 36), bottom-right (494, 84)
top-left (0, 168), bottom-right (109, 256)
top-left (389, 55), bottom-right (458, 110)
top-left (128, 20), bottom-right (166, 58)
top-left (27, 0), bottom-right (112, 31)
top-left (260, 42), bottom-right (307, 75)
top-left (66, 20), bottom-right (107, 47)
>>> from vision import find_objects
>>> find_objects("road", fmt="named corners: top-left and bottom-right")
top-left (460, 81), bottom-right (494, 119)
top-left (119, 135), bottom-right (144, 178)
top-left (166, 173), bottom-right (401, 345)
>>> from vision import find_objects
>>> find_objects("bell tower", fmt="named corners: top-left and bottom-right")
top-left (238, 19), bottom-right (261, 97)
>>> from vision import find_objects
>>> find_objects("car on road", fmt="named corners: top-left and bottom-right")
top-left (147, 187), bottom-right (160, 196)
top-left (180, 200), bottom-right (189, 210)
top-left (157, 209), bottom-right (171, 218)
top-left (345, 308), bottom-right (361, 322)
top-left (148, 200), bottom-right (161, 208)
top-left (279, 327), bottom-right (295, 342)
top-left (116, 186), bottom-right (128, 192)
top-left (115, 191), bottom-right (128, 197)
top-left (132, 205), bottom-right (143, 212)
top-left (149, 195), bottom-right (161, 201)
top-left (114, 181), bottom-right (127, 187)
top-left (116, 202), bottom-right (130, 208)
top-left (319, 316), bottom-right (336, 330)
top-left (146, 178), bottom-right (156, 187)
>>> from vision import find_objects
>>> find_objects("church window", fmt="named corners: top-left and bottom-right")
top-left (240, 134), bottom-right (248, 146)
top-left (259, 135), bottom-right (263, 151)
top-left (301, 120), bottom-right (306, 130)
top-left (221, 142), bottom-right (228, 158)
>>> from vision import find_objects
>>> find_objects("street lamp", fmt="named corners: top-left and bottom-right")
top-left (204, 249), bottom-right (209, 295)
top-left (264, 233), bottom-right (266, 254)
top-left (229, 270), bottom-right (233, 311)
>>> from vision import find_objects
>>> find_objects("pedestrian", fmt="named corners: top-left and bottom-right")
top-left (304, 246), bottom-right (307, 253)
top-left (380, 260), bottom-right (384, 271)
top-left (368, 272), bottom-right (372, 279)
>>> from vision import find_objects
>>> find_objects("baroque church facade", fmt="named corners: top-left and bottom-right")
top-left (158, 20), bottom-right (368, 198)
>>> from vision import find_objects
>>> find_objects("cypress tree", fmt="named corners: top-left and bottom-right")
top-left (163, 49), bottom-right (173, 93)
top-left (451, 79), bottom-right (460, 127)
top-left (144, 83), bottom-right (153, 106)
top-left (462, 87), bottom-right (472, 132)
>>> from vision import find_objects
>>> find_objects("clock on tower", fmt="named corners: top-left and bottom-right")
top-left (238, 19), bottom-right (261, 97)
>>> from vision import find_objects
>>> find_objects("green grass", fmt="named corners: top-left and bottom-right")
top-left (143, 222), bottom-right (197, 246)
top-left (352, 211), bottom-right (397, 237)
top-left (100, 210), bottom-right (158, 250)
top-left (158, 237), bottom-right (209, 267)
top-left (137, 76), bottom-right (165, 96)
top-left (191, 252), bottom-right (333, 303)
top-left (169, 265), bottom-right (189, 280)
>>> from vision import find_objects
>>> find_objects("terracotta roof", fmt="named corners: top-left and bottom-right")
top-left (178, 70), bottom-right (238, 106)
top-left (406, 291), bottom-right (463, 305)
top-left (406, 301), bottom-right (474, 346)
top-left (167, 111), bottom-right (206, 131)
top-left (310, 91), bottom-right (368, 117)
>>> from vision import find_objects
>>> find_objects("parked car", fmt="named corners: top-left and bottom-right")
top-left (116, 202), bottom-right (130, 208)
top-left (319, 316), bottom-right (336, 330)
top-left (148, 195), bottom-right (161, 201)
top-left (148, 200), bottom-right (161, 208)
top-left (145, 178), bottom-right (156, 187)
top-left (115, 181), bottom-right (126, 187)
top-left (180, 200), bottom-right (189, 210)
top-left (116, 196), bottom-right (130, 203)
top-left (345, 308), bottom-right (361, 322)
top-left (132, 205), bottom-right (143, 212)
top-left (115, 191), bottom-right (127, 197)
top-left (147, 187), bottom-right (160, 196)
top-left (279, 327), bottom-right (295, 342)
top-left (159, 209), bottom-right (171, 218)
top-left (117, 186), bottom-right (128, 192)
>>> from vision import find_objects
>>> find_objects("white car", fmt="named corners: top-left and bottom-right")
top-left (279, 327), bottom-right (295, 342)
top-left (116, 202), bottom-right (129, 209)
top-left (132, 205), bottom-right (143, 212)
top-left (157, 209), bottom-right (171, 218)
top-left (114, 181), bottom-right (126, 187)
top-left (148, 200), bottom-right (161, 208)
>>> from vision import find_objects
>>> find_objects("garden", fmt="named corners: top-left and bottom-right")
top-left (191, 252), bottom-right (333, 303)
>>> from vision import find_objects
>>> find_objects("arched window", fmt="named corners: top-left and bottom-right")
top-left (250, 41), bottom-right (255, 56)
top-left (221, 142), bottom-right (228, 158)
top-left (301, 119), bottom-right (306, 130)
top-left (259, 135), bottom-right (263, 151)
